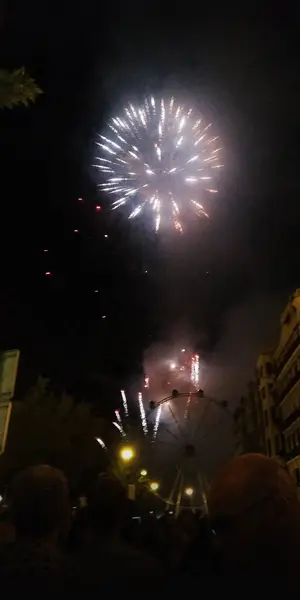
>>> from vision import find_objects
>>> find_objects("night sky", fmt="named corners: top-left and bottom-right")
top-left (1, 4), bottom-right (299, 406)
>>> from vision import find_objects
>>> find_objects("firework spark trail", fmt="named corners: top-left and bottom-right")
top-left (191, 355), bottom-right (195, 385)
top-left (94, 96), bottom-right (223, 232)
top-left (121, 389), bottom-right (129, 417)
top-left (115, 409), bottom-right (123, 427)
top-left (184, 394), bottom-right (192, 419)
top-left (194, 354), bottom-right (200, 385)
top-left (191, 354), bottom-right (200, 387)
top-left (96, 437), bottom-right (107, 449)
top-left (138, 392), bottom-right (148, 436)
top-left (113, 421), bottom-right (126, 437)
top-left (153, 404), bottom-right (162, 439)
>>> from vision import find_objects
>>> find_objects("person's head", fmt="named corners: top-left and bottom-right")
top-left (208, 454), bottom-right (300, 580)
top-left (87, 474), bottom-right (127, 538)
top-left (11, 465), bottom-right (69, 543)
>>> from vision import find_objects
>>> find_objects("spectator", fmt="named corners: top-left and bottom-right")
top-left (208, 453), bottom-right (300, 592)
top-left (0, 465), bottom-right (71, 592)
top-left (76, 474), bottom-right (163, 590)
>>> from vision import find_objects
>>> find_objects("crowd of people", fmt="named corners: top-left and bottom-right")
top-left (1, 454), bottom-right (300, 594)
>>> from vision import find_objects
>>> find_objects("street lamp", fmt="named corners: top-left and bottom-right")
top-left (140, 469), bottom-right (147, 477)
top-left (149, 481), bottom-right (159, 492)
top-left (120, 446), bottom-right (134, 462)
top-left (184, 487), bottom-right (194, 497)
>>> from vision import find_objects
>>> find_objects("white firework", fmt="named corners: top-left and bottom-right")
top-left (94, 96), bottom-right (223, 232)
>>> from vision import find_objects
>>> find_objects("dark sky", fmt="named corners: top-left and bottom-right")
top-left (0, 3), bottom-right (300, 403)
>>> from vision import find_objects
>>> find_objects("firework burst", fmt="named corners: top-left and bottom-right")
top-left (94, 96), bottom-right (223, 232)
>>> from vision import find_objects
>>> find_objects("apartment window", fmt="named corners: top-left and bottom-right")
top-left (267, 439), bottom-right (271, 456)
top-left (264, 409), bottom-right (268, 428)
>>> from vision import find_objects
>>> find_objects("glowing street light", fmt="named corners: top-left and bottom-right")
top-left (170, 362), bottom-right (176, 370)
top-left (184, 487), bottom-right (194, 497)
top-left (120, 446), bottom-right (134, 462)
top-left (149, 481), bottom-right (159, 492)
top-left (140, 469), bottom-right (147, 477)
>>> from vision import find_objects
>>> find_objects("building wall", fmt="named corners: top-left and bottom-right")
top-left (233, 383), bottom-right (265, 456)
top-left (273, 290), bottom-right (300, 487)
top-left (233, 289), bottom-right (300, 493)
top-left (256, 351), bottom-right (281, 459)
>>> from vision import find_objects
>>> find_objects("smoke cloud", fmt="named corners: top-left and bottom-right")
top-left (205, 292), bottom-right (284, 406)
top-left (142, 291), bottom-right (286, 473)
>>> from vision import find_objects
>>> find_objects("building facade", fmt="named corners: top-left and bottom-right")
top-left (233, 381), bottom-right (265, 456)
top-left (256, 351), bottom-right (282, 460)
top-left (273, 290), bottom-right (300, 486)
top-left (233, 290), bottom-right (300, 491)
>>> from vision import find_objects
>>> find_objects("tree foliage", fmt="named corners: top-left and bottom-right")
top-left (0, 377), bottom-right (109, 492)
top-left (0, 67), bottom-right (42, 109)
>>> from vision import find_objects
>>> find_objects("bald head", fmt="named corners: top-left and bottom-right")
top-left (208, 453), bottom-right (299, 520)
top-left (208, 454), bottom-right (300, 583)
top-left (11, 465), bottom-right (69, 539)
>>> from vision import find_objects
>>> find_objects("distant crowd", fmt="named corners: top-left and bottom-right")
top-left (1, 454), bottom-right (300, 595)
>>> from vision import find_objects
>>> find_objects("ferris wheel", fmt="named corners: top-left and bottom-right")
top-left (143, 389), bottom-right (231, 515)
top-left (97, 385), bottom-right (231, 515)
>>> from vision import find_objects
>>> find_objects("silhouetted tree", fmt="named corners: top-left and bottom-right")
top-left (0, 67), bottom-right (42, 109)
top-left (0, 377), bottom-right (109, 492)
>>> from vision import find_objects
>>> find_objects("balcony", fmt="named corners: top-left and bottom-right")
top-left (276, 325), bottom-right (300, 376)
top-left (278, 370), bottom-right (300, 403)
top-left (283, 444), bottom-right (300, 462)
top-left (282, 407), bottom-right (300, 431)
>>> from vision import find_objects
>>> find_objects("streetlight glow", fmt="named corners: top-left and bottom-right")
top-left (184, 487), bottom-right (194, 496)
top-left (120, 446), bottom-right (134, 462)
top-left (149, 481), bottom-right (159, 492)
top-left (140, 469), bottom-right (147, 477)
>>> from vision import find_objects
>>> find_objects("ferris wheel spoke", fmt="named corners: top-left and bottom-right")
top-left (152, 439), bottom-right (178, 447)
top-left (158, 420), bottom-right (181, 443)
top-left (197, 408), bottom-right (220, 446)
top-left (167, 402), bottom-right (186, 441)
top-left (192, 400), bottom-right (212, 443)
